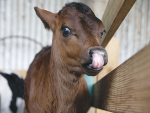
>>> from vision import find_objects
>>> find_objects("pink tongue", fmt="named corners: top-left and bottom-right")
top-left (92, 52), bottom-right (104, 69)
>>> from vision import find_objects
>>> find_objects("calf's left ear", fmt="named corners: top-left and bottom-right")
top-left (34, 7), bottom-right (57, 31)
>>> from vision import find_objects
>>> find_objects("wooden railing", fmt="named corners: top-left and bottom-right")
top-left (91, 0), bottom-right (150, 112)
top-left (101, 0), bottom-right (136, 47)
top-left (93, 43), bottom-right (150, 112)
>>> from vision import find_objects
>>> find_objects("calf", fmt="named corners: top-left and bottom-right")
top-left (24, 2), bottom-right (108, 113)
top-left (0, 72), bottom-right (24, 113)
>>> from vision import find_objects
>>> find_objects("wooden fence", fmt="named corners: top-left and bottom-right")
top-left (91, 0), bottom-right (150, 65)
top-left (93, 42), bottom-right (150, 112)
top-left (92, 0), bottom-right (150, 112)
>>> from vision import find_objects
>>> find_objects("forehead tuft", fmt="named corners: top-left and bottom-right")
top-left (58, 2), bottom-right (94, 16)
top-left (58, 2), bottom-right (103, 34)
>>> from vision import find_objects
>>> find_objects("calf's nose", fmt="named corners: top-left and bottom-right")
top-left (88, 46), bottom-right (108, 68)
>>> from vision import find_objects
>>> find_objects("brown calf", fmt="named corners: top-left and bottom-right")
top-left (24, 2), bottom-right (108, 113)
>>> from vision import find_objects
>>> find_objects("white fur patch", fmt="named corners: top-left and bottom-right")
top-left (0, 74), bottom-right (12, 113)
top-left (16, 97), bottom-right (24, 113)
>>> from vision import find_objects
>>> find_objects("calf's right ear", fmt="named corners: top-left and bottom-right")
top-left (34, 7), bottom-right (56, 31)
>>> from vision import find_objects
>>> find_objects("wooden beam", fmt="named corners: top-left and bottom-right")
top-left (92, 43), bottom-right (150, 112)
top-left (97, 38), bottom-right (120, 81)
top-left (101, 0), bottom-right (136, 47)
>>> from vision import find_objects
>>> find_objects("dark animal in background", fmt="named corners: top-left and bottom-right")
top-left (24, 2), bottom-right (108, 113)
top-left (0, 71), bottom-right (24, 113)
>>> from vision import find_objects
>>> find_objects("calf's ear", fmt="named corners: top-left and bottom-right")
top-left (34, 7), bottom-right (56, 31)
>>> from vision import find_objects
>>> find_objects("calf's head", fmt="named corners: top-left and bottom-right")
top-left (34, 2), bottom-right (108, 76)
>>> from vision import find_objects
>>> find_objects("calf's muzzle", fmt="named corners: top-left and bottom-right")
top-left (82, 46), bottom-right (108, 76)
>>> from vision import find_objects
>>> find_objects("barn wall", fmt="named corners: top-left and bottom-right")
top-left (0, 0), bottom-right (90, 70)
top-left (114, 0), bottom-right (150, 64)
top-left (0, 0), bottom-right (150, 69)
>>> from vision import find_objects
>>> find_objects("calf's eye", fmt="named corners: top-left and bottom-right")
top-left (100, 32), bottom-right (103, 38)
top-left (62, 27), bottom-right (71, 37)
top-left (100, 30), bottom-right (106, 38)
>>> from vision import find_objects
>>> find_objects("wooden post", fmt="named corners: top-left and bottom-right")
top-left (101, 0), bottom-right (136, 47)
top-left (97, 38), bottom-right (120, 81)
top-left (93, 43), bottom-right (150, 113)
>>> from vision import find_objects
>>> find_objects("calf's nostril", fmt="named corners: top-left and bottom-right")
top-left (88, 50), bottom-right (93, 58)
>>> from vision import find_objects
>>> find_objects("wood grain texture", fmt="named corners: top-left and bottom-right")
top-left (94, 38), bottom-right (119, 113)
top-left (97, 38), bottom-right (120, 81)
top-left (90, 1), bottom-right (109, 113)
top-left (101, 0), bottom-right (136, 47)
top-left (93, 43), bottom-right (150, 113)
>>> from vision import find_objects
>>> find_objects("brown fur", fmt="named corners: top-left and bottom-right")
top-left (24, 2), bottom-right (107, 113)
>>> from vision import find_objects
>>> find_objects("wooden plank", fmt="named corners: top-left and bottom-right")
top-left (97, 38), bottom-right (120, 81)
top-left (96, 109), bottom-right (111, 113)
top-left (90, 0), bottom-right (107, 20)
top-left (93, 43), bottom-right (150, 112)
top-left (96, 38), bottom-right (120, 113)
top-left (101, 0), bottom-right (136, 47)
top-left (87, 38), bottom-right (120, 113)
top-left (14, 70), bottom-right (27, 79)
top-left (90, 1), bottom-right (107, 113)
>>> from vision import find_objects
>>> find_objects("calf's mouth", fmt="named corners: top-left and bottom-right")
top-left (81, 49), bottom-right (108, 76)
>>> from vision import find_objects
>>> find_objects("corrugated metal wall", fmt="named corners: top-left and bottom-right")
top-left (0, 0), bottom-right (150, 70)
top-left (114, 0), bottom-right (150, 64)
top-left (0, 0), bottom-right (90, 70)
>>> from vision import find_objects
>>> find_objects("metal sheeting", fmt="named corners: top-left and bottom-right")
top-left (114, 0), bottom-right (150, 64)
top-left (0, 0), bottom-right (88, 70)
top-left (0, 0), bottom-right (150, 70)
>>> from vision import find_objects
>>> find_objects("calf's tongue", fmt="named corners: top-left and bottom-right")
top-left (89, 52), bottom-right (104, 69)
